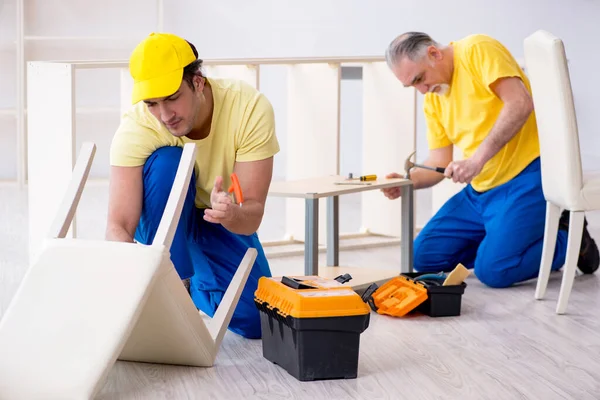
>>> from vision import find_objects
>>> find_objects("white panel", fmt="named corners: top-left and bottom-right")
top-left (75, 68), bottom-right (121, 109)
top-left (120, 67), bottom-right (134, 115)
top-left (75, 112), bottom-right (120, 180)
top-left (0, 116), bottom-right (18, 180)
top-left (27, 62), bottom-right (75, 262)
top-left (16, 0), bottom-right (25, 186)
top-left (0, 0), bottom-right (17, 49)
top-left (361, 62), bottom-right (416, 237)
top-left (204, 65), bottom-right (260, 89)
top-left (285, 63), bottom-right (340, 244)
top-left (0, 50), bottom-right (17, 110)
top-left (253, 65), bottom-right (287, 241)
top-left (339, 78), bottom-right (365, 234)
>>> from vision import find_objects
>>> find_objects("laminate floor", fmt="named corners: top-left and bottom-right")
top-left (1, 185), bottom-right (600, 400)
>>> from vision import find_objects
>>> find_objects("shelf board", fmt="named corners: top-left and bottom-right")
top-left (0, 107), bottom-right (122, 116)
top-left (24, 36), bottom-right (141, 42)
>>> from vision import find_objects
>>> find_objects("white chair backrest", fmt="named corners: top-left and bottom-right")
top-left (47, 142), bottom-right (96, 240)
top-left (118, 141), bottom-right (257, 364)
top-left (0, 141), bottom-right (256, 399)
top-left (524, 30), bottom-right (583, 209)
top-left (152, 143), bottom-right (197, 249)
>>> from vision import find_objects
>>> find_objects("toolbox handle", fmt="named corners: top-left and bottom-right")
top-left (361, 283), bottom-right (379, 312)
top-left (334, 273), bottom-right (352, 284)
top-left (281, 276), bottom-right (317, 290)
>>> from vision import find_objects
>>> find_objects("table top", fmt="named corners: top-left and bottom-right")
top-left (268, 175), bottom-right (412, 199)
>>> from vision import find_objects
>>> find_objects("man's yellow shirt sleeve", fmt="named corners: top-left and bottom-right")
top-left (466, 37), bottom-right (525, 91)
top-left (235, 93), bottom-right (280, 162)
top-left (424, 96), bottom-right (452, 150)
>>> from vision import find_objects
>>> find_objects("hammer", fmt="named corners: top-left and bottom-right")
top-left (404, 151), bottom-right (446, 179)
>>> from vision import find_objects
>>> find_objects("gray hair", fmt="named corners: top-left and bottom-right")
top-left (385, 32), bottom-right (440, 68)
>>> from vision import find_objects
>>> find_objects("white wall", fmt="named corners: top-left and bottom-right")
top-left (169, 0), bottom-right (600, 229)
top-left (0, 0), bottom-right (598, 232)
top-left (165, 0), bottom-right (600, 170)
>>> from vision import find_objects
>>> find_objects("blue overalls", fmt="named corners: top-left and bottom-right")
top-left (414, 158), bottom-right (568, 288)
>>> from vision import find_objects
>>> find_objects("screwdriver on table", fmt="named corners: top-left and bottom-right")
top-left (346, 173), bottom-right (377, 181)
top-left (334, 173), bottom-right (377, 185)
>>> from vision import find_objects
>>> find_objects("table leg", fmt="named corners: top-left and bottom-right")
top-left (305, 198), bottom-right (319, 275)
top-left (400, 184), bottom-right (414, 273)
top-left (326, 196), bottom-right (339, 266)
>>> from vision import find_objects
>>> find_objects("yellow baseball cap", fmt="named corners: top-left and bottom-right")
top-left (129, 32), bottom-right (197, 104)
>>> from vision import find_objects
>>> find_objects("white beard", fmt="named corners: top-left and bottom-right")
top-left (429, 83), bottom-right (450, 96)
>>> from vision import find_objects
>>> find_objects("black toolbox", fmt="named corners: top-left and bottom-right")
top-left (401, 272), bottom-right (467, 317)
top-left (254, 275), bottom-right (370, 381)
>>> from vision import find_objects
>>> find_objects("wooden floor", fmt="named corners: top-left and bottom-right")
top-left (91, 271), bottom-right (600, 400)
top-left (2, 185), bottom-right (600, 399)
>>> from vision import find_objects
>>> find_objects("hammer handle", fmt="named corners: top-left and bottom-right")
top-left (414, 163), bottom-right (446, 174)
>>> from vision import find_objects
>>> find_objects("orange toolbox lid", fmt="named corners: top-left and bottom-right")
top-left (254, 275), bottom-right (370, 319)
top-left (364, 275), bottom-right (428, 317)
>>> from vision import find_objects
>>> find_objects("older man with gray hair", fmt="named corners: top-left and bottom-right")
top-left (381, 32), bottom-right (598, 287)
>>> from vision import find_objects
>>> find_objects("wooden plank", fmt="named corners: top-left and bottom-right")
top-left (269, 176), bottom-right (410, 199)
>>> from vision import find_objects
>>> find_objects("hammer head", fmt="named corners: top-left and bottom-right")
top-left (404, 151), bottom-right (416, 179)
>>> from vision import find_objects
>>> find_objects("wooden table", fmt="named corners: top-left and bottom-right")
top-left (268, 175), bottom-right (414, 290)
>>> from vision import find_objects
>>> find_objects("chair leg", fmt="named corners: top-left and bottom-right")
top-left (535, 201), bottom-right (560, 300)
top-left (556, 210), bottom-right (585, 314)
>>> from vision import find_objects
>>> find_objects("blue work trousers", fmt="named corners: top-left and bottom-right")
top-left (414, 157), bottom-right (567, 288)
top-left (134, 146), bottom-right (271, 339)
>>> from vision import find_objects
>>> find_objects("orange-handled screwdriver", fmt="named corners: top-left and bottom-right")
top-left (228, 173), bottom-right (244, 207)
top-left (358, 174), bottom-right (377, 181)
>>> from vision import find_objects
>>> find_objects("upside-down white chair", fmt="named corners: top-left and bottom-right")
top-left (0, 142), bottom-right (257, 399)
top-left (524, 30), bottom-right (600, 314)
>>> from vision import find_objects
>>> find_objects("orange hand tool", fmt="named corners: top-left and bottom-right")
top-left (228, 173), bottom-right (244, 207)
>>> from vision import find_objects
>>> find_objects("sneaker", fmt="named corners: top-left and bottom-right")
top-left (559, 210), bottom-right (600, 274)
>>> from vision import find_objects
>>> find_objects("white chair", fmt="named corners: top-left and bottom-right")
top-left (0, 142), bottom-right (257, 399)
top-left (524, 30), bottom-right (600, 314)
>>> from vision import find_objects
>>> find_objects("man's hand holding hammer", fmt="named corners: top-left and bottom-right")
top-left (381, 145), bottom-right (454, 200)
top-left (443, 156), bottom-right (485, 184)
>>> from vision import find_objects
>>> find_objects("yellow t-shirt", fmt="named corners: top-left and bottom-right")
top-left (424, 34), bottom-right (540, 192)
top-left (109, 77), bottom-right (280, 208)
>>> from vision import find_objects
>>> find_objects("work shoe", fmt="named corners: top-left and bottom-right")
top-left (182, 278), bottom-right (191, 294)
top-left (559, 210), bottom-right (600, 274)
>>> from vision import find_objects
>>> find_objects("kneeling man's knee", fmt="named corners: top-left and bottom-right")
top-left (413, 235), bottom-right (458, 273)
top-left (474, 263), bottom-right (514, 288)
top-left (144, 146), bottom-right (184, 177)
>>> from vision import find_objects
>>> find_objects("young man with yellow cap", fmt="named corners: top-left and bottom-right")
top-left (106, 32), bottom-right (279, 339)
